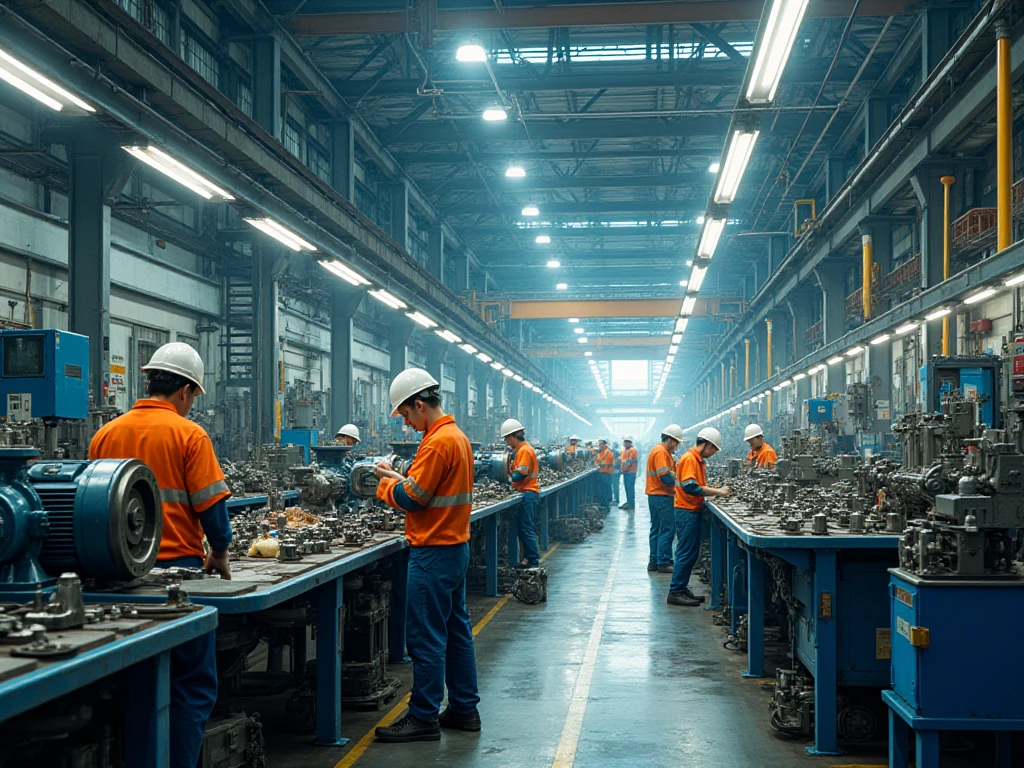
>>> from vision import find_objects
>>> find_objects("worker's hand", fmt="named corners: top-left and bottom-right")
top-left (374, 461), bottom-right (404, 481)
top-left (205, 549), bottom-right (232, 580)
top-left (717, 486), bottom-right (731, 497)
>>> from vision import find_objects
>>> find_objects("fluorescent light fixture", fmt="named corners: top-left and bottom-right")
top-left (367, 289), bottom-right (407, 309)
top-left (746, 0), bottom-right (810, 103)
top-left (870, 334), bottom-right (891, 345)
top-left (482, 106), bottom-right (508, 121)
top-left (0, 47), bottom-right (96, 113)
top-left (895, 322), bottom-right (919, 335)
top-left (689, 265), bottom-right (708, 292)
top-left (568, 317), bottom-right (580, 323)
top-left (556, 282), bottom-right (568, 290)
top-left (666, 355), bottom-right (675, 363)
top-left (574, 327), bottom-right (585, 334)
top-left (536, 235), bottom-right (551, 244)
top-left (675, 318), bottom-right (689, 333)
top-left (697, 218), bottom-right (727, 258)
top-left (792, 372), bottom-right (806, 380)
top-left (681, 296), bottom-right (698, 316)
top-left (435, 329), bottom-right (463, 344)
top-left (320, 259), bottom-right (370, 286)
top-left (671, 333), bottom-right (683, 344)
top-left (679, 280), bottom-right (688, 288)
top-left (505, 165), bottom-right (526, 178)
top-left (513, 374), bottom-right (524, 382)
top-left (827, 355), bottom-right (845, 365)
top-left (1005, 273), bottom-right (1024, 287)
top-left (123, 146), bottom-right (235, 200)
top-left (669, 345), bottom-right (679, 354)
top-left (779, 379), bottom-right (792, 388)
top-left (522, 205), bottom-right (540, 216)
top-left (490, 361), bottom-right (504, 370)
top-left (846, 346), bottom-right (865, 357)
top-left (588, 359), bottom-right (597, 366)
top-left (546, 260), bottom-right (561, 268)
top-left (476, 352), bottom-right (493, 363)
top-left (456, 43), bottom-right (487, 62)
top-left (709, 161), bottom-right (721, 173)
top-left (772, 384), bottom-right (783, 391)
top-left (964, 287), bottom-right (997, 304)
top-left (244, 217), bottom-right (316, 251)
top-left (406, 311), bottom-right (438, 328)
top-left (584, 351), bottom-right (593, 357)
top-left (714, 129), bottom-right (759, 204)
top-left (501, 368), bottom-right (514, 377)
top-left (925, 307), bottom-right (951, 321)
top-left (578, 337), bottom-right (588, 344)
top-left (459, 343), bottom-right (478, 354)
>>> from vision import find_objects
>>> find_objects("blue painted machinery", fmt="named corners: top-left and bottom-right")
top-left (0, 448), bottom-right (162, 589)
top-left (280, 428), bottom-right (320, 465)
top-left (0, 329), bottom-right (89, 421)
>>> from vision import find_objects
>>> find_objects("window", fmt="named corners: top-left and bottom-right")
top-left (284, 121), bottom-right (303, 160)
top-left (236, 81), bottom-right (253, 118)
top-left (611, 360), bottom-right (651, 396)
top-left (151, 3), bottom-right (171, 46)
top-left (309, 144), bottom-right (331, 184)
top-left (181, 30), bottom-right (219, 88)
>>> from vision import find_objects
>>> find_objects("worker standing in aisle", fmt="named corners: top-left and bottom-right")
top-left (334, 423), bottom-right (361, 446)
top-left (596, 438), bottom-right (615, 506)
top-left (668, 427), bottom-right (730, 607)
top-left (501, 418), bottom-right (541, 568)
top-left (744, 424), bottom-right (777, 470)
top-left (610, 441), bottom-right (622, 506)
top-left (373, 368), bottom-right (480, 742)
top-left (89, 342), bottom-right (231, 768)
top-left (645, 425), bottom-right (683, 573)
top-left (618, 436), bottom-right (638, 510)
top-left (566, 435), bottom-right (580, 453)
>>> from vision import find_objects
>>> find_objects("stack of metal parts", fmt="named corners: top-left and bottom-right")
top-left (337, 574), bottom-right (399, 709)
top-left (468, 516), bottom-right (515, 592)
top-left (550, 501), bottom-right (606, 544)
top-left (221, 459), bottom-right (273, 495)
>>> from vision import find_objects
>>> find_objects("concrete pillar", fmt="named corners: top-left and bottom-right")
top-left (867, 341), bottom-right (893, 438)
top-left (769, 310), bottom-right (791, 372)
top-left (424, 336), bottom-right (447, 386)
top-left (331, 120), bottom-right (356, 202)
top-left (330, 287), bottom-right (363, 429)
top-left (454, 355), bottom-right (471, 427)
top-left (787, 288), bottom-right (817, 360)
top-left (391, 182), bottom-right (409, 251)
top-left (253, 37), bottom-right (281, 140)
top-left (427, 226), bottom-right (445, 282)
top-left (474, 362), bottom-right (489, 428)
top-left (508, 381), bottom-right (521, 420)
top-left (912, 167), bottom-right (950, 359)
top-left (254, 245), bottom-right (283, 445)
top-left (814, 261), bottom-right (848, 345)
top-left (453, 251), bottom-right (470, 293)
top-left (389, 316), bottom-right (414, 381)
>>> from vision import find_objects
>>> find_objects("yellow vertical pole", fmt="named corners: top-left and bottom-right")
top-left (862, 233), bottom-right (873, 321)
top-left (941, 175), bottom-right (955, 355)
top-left (744, 339), bottom-right (751, 391)
top-left (766, 318), bottom-right (773, 421)
top-left (997, 22), bottom-right (1012, 252)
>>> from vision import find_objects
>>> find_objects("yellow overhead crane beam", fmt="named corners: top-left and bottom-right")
top-left (508, 297), bottom-right (740, 320)
top-left (527, 336), bottom-right (707, 359)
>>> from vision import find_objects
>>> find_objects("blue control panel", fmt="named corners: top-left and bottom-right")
top-left (0, 329), bottom-right (89, 420)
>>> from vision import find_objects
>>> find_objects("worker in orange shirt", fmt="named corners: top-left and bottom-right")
top-left (501, 418), bottom-right (540, 568)
top-left (744, 424), bottom-right (777, 470)
top-left (89, 342), bottom-right (231, 768)
top-left (334, 423), bottom-right (361, 446)
top-left (646, 424), bottom-right (683, 573)
top-left (595, 437), bottom-right (615, 506)
top-left (566, 435), bottom-right (580, 453)
top-left (618, 436), bottom-right (639, 510)
top-left (373, 368), bottom-right (480, 742)
top-left (668, 427), bottom-right (730, 607)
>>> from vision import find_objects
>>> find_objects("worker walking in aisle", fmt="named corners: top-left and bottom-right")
top-left (373, 368), bottom-right (480, 742)
top-left (618, 436), bottom-right (638, 510)
top-left (744, 424), bottom-right (777, 470)
top-left (668, 427), bottom-right (730, 607)
top-left (566, 434), bottom-right (580, 453)
top-left (334, 423), bottom-right (361, 446)
top-left (611, 441), bottom-right (621, 505)
top-left (646, 424), bottom-right (683, 573)
top-left (89, 342), bottom-right (231, 768)
top-left (501, 418), bottom-right (541, 568)
top-left (596, 437), bottom-right (615, 506)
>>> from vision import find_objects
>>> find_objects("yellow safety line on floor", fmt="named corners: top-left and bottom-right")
top-left (551, 536), bottom-right (621, 768)
top-left (334, 542), bottom-right (562, 768)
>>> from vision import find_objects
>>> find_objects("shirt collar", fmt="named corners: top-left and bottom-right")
top-left (131, 399), bottom-right (179, 414)
top-left (424, 413), bottom-right (455, 438)
top-left (688, 446), bottom-right (705, 464)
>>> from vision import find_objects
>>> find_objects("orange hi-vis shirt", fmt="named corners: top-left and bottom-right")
top-left (620, 446), bottom-right (639, 474)
top-left (89, 399), bottom-right (231, 561)
top-left (512, 442), bottom-right (540, 493)
top-left (377, 414), bottom-right (473, 547)
top-left (566, 443), bottom-right (578, 453)
top-left (645, 443), bottom-right (675, 496)
top-left (596, 446), bottom-right (615, 473)
top-left (674, 446), bottom-right (708, 511)
top-left (748, 443), bottom-right (778, 468)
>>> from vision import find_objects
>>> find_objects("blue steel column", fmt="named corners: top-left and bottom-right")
top-left (330, 287), bottom-right (362, 430)
top-left (484, 513), bottom-right (499, 597)
top-left (742, 550), bottom-right (766, 678)
top-left (389, 316), bottom-right (413, 381)
top-left (912, 168), bottom-right (950, 360)
top-left (391, 181), bottom-right (409, 251)
top-left (726, 533), bottom-right (744, 636)
top-left (316, 576), bottom-right (347, 745)
top-left (709, 517), bottom-right (725, 610)
top-left (452, 249), bottom-right (470, 294)
top-left (508, 503), bottom-right (521, 567)
top-left (331, 120), bottom-right (356, 202)
top-left (123, 650), bottom-right (171, 766)
top-left (389, 547), bottom-right (409, 663)
top-left (427, 225), bottom-right (445, 281)
top-left (540, 497), bottom-right (549, 550)
top-left (253, 37), bottom-right (281, 140)
top-left (254, 245), bottom-right (282, 445)
top-left (914, 730), bottom-right (940, 768)
top-left (808, 549), bottom-right (841, 755)
top-left (888, 708), bottom-right (911, 768)
top-left (453, 355), bottom-right (471, 427)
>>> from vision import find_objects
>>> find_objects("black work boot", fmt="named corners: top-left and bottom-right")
top-left (375, 712), bottom-right (441, 743)
top-left (667, 592), bottom-right (701, 607)
top-left (438, 707), bottom-right (482, 732)
top-left (647, 562), bottom-right (658, 572)
top-left (684, 588), bottom-right (706, 604)
top-left (657, 565), bottom-right (674, 574)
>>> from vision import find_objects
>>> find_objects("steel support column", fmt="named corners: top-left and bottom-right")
top-left (424, 336), bottom-right (447, 387)
top-left (454, 355), bottom-right (471, 426)
top-left (912, 168), bottom-right (949, 359)
top-left (331, 119), bottom-right (356, 202)
top-left (427, 225), bottom-right (445, 282)
top-left (253, 37), bottom-right (282, 140)
top-left (389, 316), bottom-right (414, 381)
top-left (452, 250), bottom-right (470, 293)
top-left (330, 287), bottom-right (363, 429)
top-left (826, 155), bottom-right (846, 201)
top-left (391, 181), bottom-right (409, 251)
top-left (814, 261), bottom-right (848, 345)
top-left (254, 245), bottom-right (283, 445)
top-left (922, 6), bottom-right (952, 80)
top-left (864, 96), bottom-right (889, 154)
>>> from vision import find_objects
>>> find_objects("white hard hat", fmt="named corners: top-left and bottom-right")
top-left (500, 418), bottom-right (525, 438)
top-left (336, 423), bottom-right (361, 442)
top-left (141, 342), bottom-right (206, 394)
top-left (569, 435), bottom-right (579, 441)
top-left (389, 368), bottom-right (440, 416)
top-left (697, 426), bottom-right (723, 449)
top-left (623, 436), bottom-right (634, 443)
top-left (744, 423), bottom-right (764, 442)
top-left (660, 424), bottom-right (684, 442)
top-left (599, 437), bottom-right (608, 443)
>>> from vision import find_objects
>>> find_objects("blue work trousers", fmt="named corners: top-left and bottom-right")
top-left (622, 473), bottom-right (636, 507)
top-left (599, 473), bottom-right (613, 506)
top-left (406, 543), bottom-right (480, 722)
top-left (160, 556), bottom-right (219, 768)
top-left (611, 472), bottom-right (620, 503)
top-left (519, 491), bottom-right (541, 567)
top-left (669, 508), bottom-right (704, 595)
top-left (646, 495), bottom-right (675, 568)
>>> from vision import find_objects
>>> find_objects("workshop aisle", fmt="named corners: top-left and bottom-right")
top-left (343, 487), bottom-right (885, 768)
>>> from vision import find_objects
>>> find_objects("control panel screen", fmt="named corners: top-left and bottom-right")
top-left (3, 335), bottom-right (44, 377)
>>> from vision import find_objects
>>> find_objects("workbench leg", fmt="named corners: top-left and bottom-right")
top-left (887, 707), bottom-right (910, 768)
top-left (914, 729), bottom-right (940, 768)
top-left (485, 513), bottom-right (499, 597)
top-left (806, 549), bottom-right (842, 756)
top-left (123, 650), bottom-right (171, 768)
top-left (726, 534), bottom-right (744, 637)
top-left (709, 519), bottom-right (725, 611)
top-left (389, 548), bottom-right (409, 664)
top-left (508, 508), bottom-right (521, 568)
top-left (316, 576), bottom-right (348, 746)
top-left (742, 550), bottom-right (766, 678)
top-left (995, 731), bottom-right (1013, 768)
top-left (540, 498), bottom-right (550, 551)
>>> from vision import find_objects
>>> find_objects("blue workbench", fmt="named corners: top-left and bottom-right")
top-left (706, 501), bottom-right (900, 755)
top-left (0, 605), bottom-right (217, 767)
top-left (226, 490), bottom-right (300, 515)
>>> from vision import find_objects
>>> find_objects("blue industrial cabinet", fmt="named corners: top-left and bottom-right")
top-left (806, 398), bottom-right (834, 423)
top-left (920, 355), bottom-right (1001, 427)
top-left (280, 428), bottom-right (320, 464)
top-left (0, 329), bottom-right (89, 420)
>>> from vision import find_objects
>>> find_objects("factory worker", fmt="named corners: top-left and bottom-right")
top-left (501, 418), bottom-right (541, 568)
top-left (373, 368), bottom-right (480, 742)
top-left (668, 427), bottom-right (730, 607)
top-left (618, 436), bottom-right (639, 510)
top-left (744, 424), bottom-right (777, 470)
top-left (566, 435), bottom-right (580, 453)
top-left (610, 441), bottom-right (621, 505)
top-left (595, 438), bottom-right (615, 506)
top-left (89, 342), bottom-right (231, 768)
top-left (646, 425), bottom-right (683, 573)
top-left (335, 423), bottom-right (361, 446)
